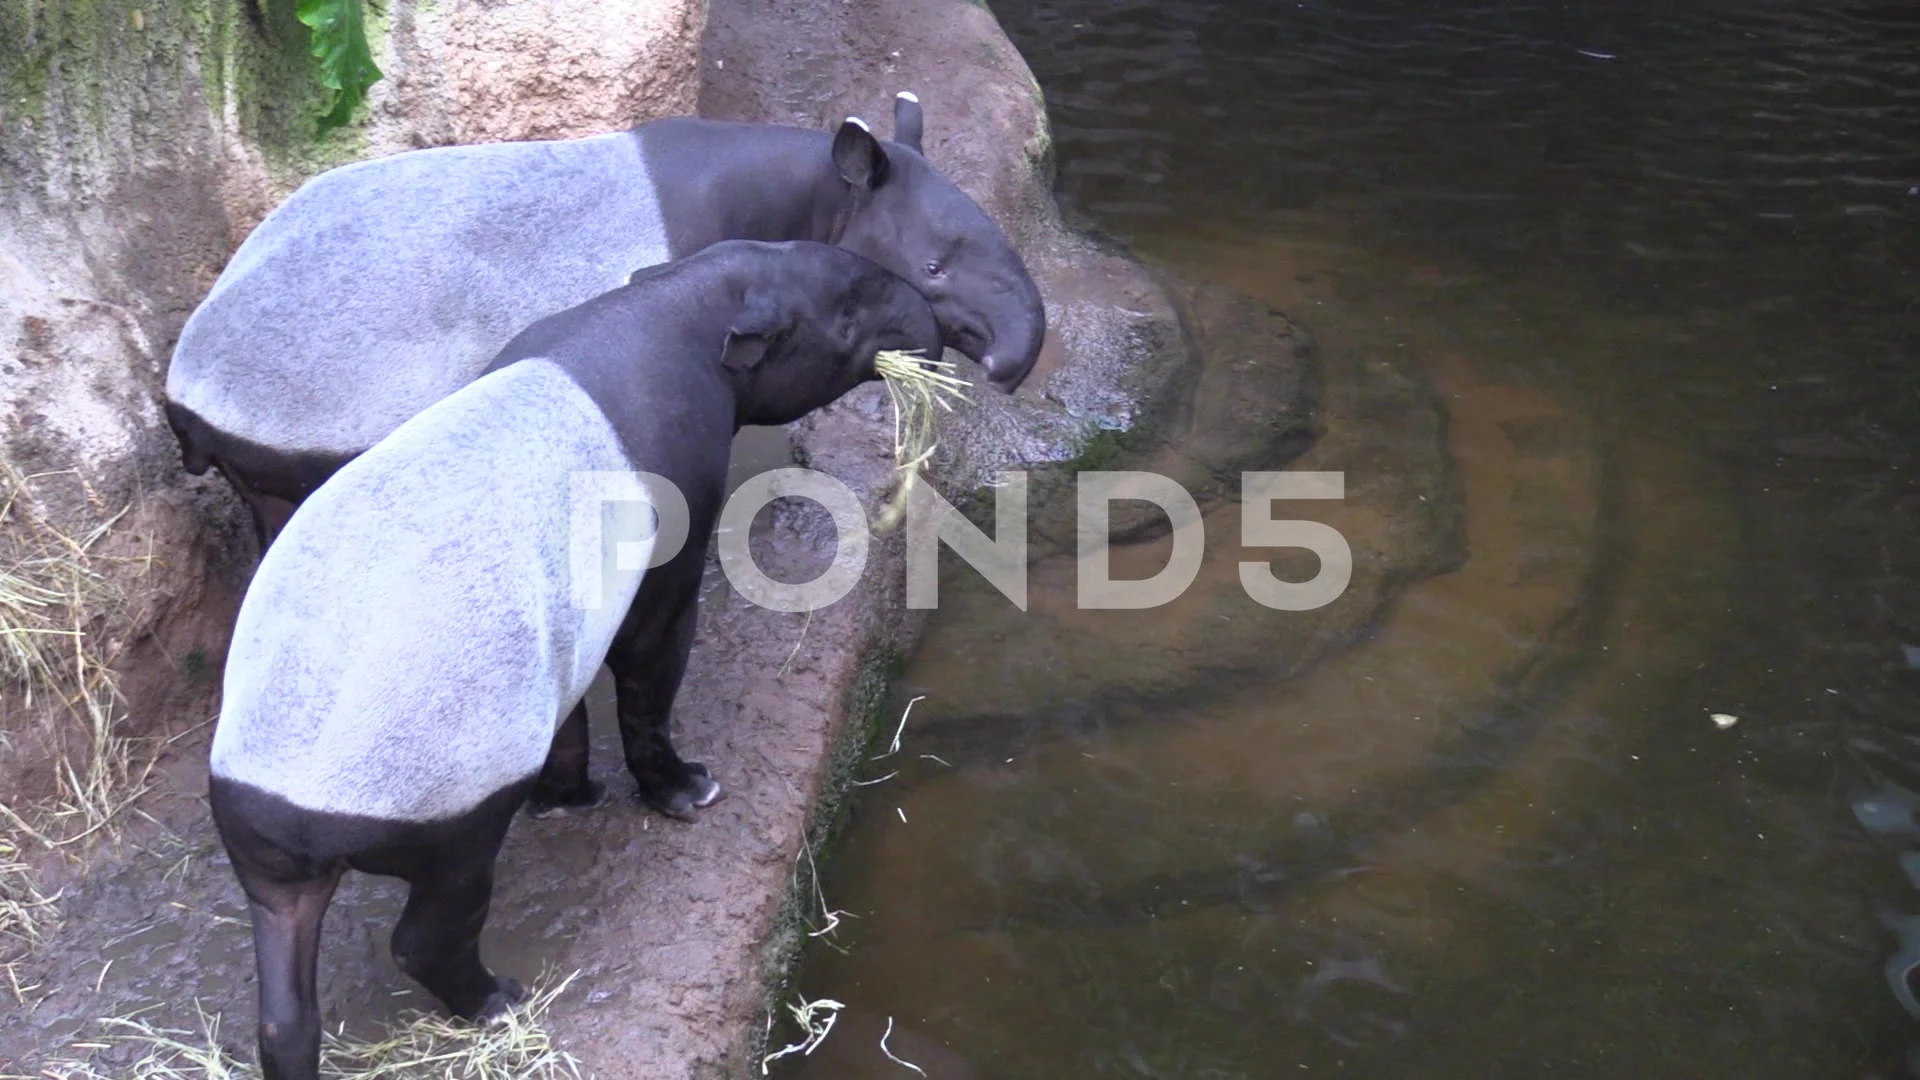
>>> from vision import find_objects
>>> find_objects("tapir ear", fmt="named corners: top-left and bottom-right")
top-left (831, 116), bottom-right (891, 192)
top-left (893, 91), bottom-right (924, 153)
top-left (721, 292), bottom-right (789, 373)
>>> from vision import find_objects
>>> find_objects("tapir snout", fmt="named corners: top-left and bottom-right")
top-left (951, 265), bottom-right (1047, 393)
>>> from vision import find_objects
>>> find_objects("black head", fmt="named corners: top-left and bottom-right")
top-left (712, 241), bottom-right (942, 427)
top-left (826, 95), bottom-right (1047, 394)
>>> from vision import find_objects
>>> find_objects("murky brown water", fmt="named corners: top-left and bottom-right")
top-left (782, 2), bottom-right (1920, 1077)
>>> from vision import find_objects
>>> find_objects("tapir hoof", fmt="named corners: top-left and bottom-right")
top-left (524, 779), bottom-right (610, 819)
top-left (636, 762), bottom-right (725, 822)
top-left (471, 976), bottom-right (528, 1026)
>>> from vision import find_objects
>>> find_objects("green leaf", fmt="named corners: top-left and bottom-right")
top-left (294, 0), bottom-right (383, 134)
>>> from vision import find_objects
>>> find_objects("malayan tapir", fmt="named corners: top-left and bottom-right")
top-left (164, 92), bottom-right (1044, 547)
top-left (207, 239), bottom-right (942, 1080)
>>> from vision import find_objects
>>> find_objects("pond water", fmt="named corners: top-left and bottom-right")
top-left (781, 2), bottom-right (1920, 1077)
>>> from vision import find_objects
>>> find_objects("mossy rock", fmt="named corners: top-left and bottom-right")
top-left (0, 0), bottom-right (378, 196)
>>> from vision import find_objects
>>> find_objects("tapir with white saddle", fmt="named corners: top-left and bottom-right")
top-left (165, 93), bottom-right (1045, 545)
top-left (207, 239), bottom-right (943, 1080)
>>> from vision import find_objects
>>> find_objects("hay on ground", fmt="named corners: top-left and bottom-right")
top-left (0, 458), bottom-right (154, 945)
top-left (0, 835), bottom-right (59, 949)
top-left (30, 969), bottom-right (584, 1080)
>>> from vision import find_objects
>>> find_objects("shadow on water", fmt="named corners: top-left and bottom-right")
top-left (783, 1), bottom-right (1920, 1077)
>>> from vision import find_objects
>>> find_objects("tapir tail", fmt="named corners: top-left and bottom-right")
top-left (163, 399), bottom-right (216, 475)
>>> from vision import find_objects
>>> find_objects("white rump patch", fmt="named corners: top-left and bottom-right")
top-left (168, 133), bottom-right (669, 456)
top-left (210, 360), bottom-right (654, 822)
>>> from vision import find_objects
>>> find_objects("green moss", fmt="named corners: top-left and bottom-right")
top-left (183, 0), bottom-right (226, 115)
top-left (0, 0), bottom-right (384, 201)
top-left (0, 0), bottom-right (110, 128)
top-left (1025, 74), bottom-right (1056, 186)
top-left (754, 644), bottom-right (906, 1060)
top-left (1062, 420), bottom-right (1155, 476)
top-left (808, 645), bottom-right (904, 866)
top-left (0, 13), bottom-right (49, 122)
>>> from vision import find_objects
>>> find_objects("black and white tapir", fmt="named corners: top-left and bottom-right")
top-left (207, 239), bottom-right (942, 1080)
top-left (164, 92), bottom-right (1045, 547)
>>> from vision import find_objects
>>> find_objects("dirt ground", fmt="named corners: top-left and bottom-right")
top-left (0, 469), bottom-right (914, 1079)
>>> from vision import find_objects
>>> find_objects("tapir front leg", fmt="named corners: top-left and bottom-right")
top-left (524, 703), bottom-right (608, 818)
top-left (608, 594), bottom-right (723, 820)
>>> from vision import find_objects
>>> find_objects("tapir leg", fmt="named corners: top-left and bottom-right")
top-left (388, 859), bottom-right (523, 1020)
top-left (213, 776), bottom-right (530, 1072)
top-left (217, 463), bottom-right (298, 553)
top-left (375, 802), bottom-right (526, 1021)
top-left (226, 853), bottom-right (342, 1080)
top-left (524, 702), bottom-right (607, 817)
top-left (608, 596), bottom-right (723, 820)
top-left (253, 493), bottom-right (299, 549)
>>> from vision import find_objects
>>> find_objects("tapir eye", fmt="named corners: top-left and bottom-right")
top-left (924, 260), bottom-right (944, 277)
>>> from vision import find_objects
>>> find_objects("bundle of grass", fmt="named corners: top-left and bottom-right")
top-left (318, 969), bottom-right (583, 1079)
top-left (34, 970), bottom-right (584, 1080)
top-left (872, 350), bottom-right (972, 532)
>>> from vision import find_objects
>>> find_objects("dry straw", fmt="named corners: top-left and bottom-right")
top-left (0, 458), bottom-right (152, 944)
top-left (0, 835), bottom-right (58, 949)
top-left (758, 994), bottom-right (845, 1074)
top-left (28, 969), bottom-right (584, 1080)
top-left (872, 350), bottom-right (972, 532)
top-left (317, 970), bottom-right (584, 1080)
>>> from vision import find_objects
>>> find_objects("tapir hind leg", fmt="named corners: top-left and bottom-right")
top-left (253, 493), bottom-right (299, 549)
top-left (229, 858), bottom-right (342, 1080)
top-left (372, 801), bottom-right (526, 1021)
top-left (524, 702), bottom-right (608, 817)
top-left (216, 462), bottom-right (298, 554)
top-left (388, 861), bottom-right (524, 1020)
top-left (608, 595), bottom-right (723, 821)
